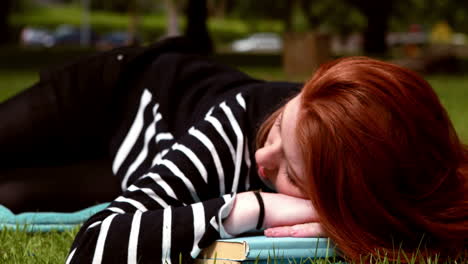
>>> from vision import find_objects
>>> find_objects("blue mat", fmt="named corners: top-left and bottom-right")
top-left (0, 203), bottom-right (109, 232)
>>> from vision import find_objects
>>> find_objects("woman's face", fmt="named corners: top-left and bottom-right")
top-left (255, 94), bottom-right (306, 198)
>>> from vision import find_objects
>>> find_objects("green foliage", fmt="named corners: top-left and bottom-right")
top-left (10, 0), bottom-right (38, 13)
top-left (390, 0), bottom-right (468, 32)
top-left (90, 0), bottom-right (133, 13)
top-left (89, 0), bottom-right (159, 14)
top-left (300, 0), bottom-right (366, 35)
top-left (224, 0), bottom-right (366, 34)
top-left (220, 0), bottom-right (466, 35)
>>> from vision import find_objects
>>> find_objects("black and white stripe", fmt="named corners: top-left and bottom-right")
top-left (67, 90), bottom-right (253, 264)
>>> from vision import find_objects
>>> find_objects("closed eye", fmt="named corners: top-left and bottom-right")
top-left (285, 167), bottom-right (298, 187)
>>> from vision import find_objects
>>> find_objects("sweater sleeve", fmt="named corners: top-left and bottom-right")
top-left (66, 93), bottom-right (253, 264)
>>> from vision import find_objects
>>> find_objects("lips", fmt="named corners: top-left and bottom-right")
top-left (257, 165), bottom-right (276, 191)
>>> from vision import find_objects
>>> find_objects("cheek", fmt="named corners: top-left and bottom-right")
top-left (274, 175), bottom-right (307, 199)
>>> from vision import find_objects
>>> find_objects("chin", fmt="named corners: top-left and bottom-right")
top-left (259, 176), bottom-right (276, 191)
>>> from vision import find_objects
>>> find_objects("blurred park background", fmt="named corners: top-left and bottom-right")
top-left (0, 0), bottom-right (467, 140)
top-left (0, 1), bottom-right (467, 262)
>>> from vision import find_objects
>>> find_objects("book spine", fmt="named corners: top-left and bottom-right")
top-left (240, 237), bottom-right (332, 250)
top-left (246, 248), bottom-right (335, 260)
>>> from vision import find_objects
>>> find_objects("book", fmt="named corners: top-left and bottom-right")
top-left (196, 236), bottom-right (336, 263)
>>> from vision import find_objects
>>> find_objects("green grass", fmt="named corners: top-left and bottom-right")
top-left (0, 69), bottom-right (466, 263)
top-left (0, 70), bottom-right (38, 102)
top-left (0, 68), bottom-right (467, 141)
top-left (426, 75), bottom-right (468, 142)
top-left (0, 225), bottom-right (464, 264)
top-left (0, 227), bottom-right (78, 264)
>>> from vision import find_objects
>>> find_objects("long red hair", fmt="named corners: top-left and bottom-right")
top-left (296, 57), bottom-right (467, 261)
top-left (258, 57), bottom-right (467, 261)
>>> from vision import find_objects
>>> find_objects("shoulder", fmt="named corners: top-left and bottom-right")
top-left (37, 37), bottom-right (203, 86)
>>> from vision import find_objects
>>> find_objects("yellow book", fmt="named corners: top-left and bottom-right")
top-left (197, 236), bottom-right (336, 262)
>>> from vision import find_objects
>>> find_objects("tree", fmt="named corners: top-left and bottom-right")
top-left (164, 0), bottom-right (181, 37)
top-left (396, 0), bottom-right (468, 33)
top-left (128, 0), bottom-right (140, 45)
top-left (91, 0), bottom-right (132, 13)
top-left (345, 0), bottom-right (394, 55)
top-left (300, 0), bottom-right (365, 38)
top-left (0, 0), bottom-right (12, 45)
top-left (185, 0), bottom-right (213, 54)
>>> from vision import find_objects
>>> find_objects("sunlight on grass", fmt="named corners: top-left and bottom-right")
top-left (1, 223), bottom-right (462, 264)
top-left (0, 70), bottom-right (38, 102)
top-left (10, 5), bottom-right (167, 30)
top-left (0, 68), bottom-right (466, 141)
top-left (0, 227), bottom-right (78, 264)
top-left (427, 75), bottom-right (468, 142)
top-left (10, 5), bottom-right (167, 42)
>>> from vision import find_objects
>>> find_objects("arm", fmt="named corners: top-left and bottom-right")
top-left (66, 94), bottom-right (252, 264)
top-left (223, 192), bottom-right (324, 237)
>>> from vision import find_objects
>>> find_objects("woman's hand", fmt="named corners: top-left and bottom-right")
top-left (261, 192), bottom-right (319, 228)
top-left (261, 192), bottom-right (326, 237)
top-left (264, 223), bottom-right (326, 237)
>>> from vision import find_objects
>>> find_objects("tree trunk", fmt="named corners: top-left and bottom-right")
top-left (164, 0), bottom-right (180, 37)
top-left (300, 0), bottom-right (320, 29)
top-left (214, 0), bottom-right (227, 18)
top-left (346, 0), bottom-right (392, 56)
top-left (362, 11), bottom-right (390, 55)
top-left (0, 0), bottom-right (12, 45)
top-left (282, 0), bottom-right (295, 32)
top-left (185, 0), bottom-right (213, 54)
top-left (128, 0), bottom-right (140, 45)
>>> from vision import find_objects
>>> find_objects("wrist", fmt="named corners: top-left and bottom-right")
top-left (259, 193), bottom-right (318, 228)
top-left (253, 190), bottom-right (265, 230)
top-left (222, 192), bottom-right (260, 235)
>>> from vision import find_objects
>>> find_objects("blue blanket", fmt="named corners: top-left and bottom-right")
top-left (0, 203), bottom-right (109, 232)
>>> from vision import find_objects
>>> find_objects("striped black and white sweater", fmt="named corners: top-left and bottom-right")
top-left (63, 38), bottom-right (301, 264)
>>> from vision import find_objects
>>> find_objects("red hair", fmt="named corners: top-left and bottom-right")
top-left (293, 57), bottom-right (468, 261)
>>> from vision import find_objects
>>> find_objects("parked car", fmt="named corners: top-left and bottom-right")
top-left (53, 25), bottom-right (99, 46)
top-left (96, 32), bottom-right (141, 50)
top-left (20, 27), bottom-right (55, 47)
top-left (20, 25), bottom-right (99, 47)
top-left (231, 33), bottom-right (282, 52)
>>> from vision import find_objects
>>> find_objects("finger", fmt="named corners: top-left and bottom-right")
top-left (264, 226), bottom-right (293, 237)
top-left (264, 223), bottom-right (326, 238)
top-left (290, 223), bottom-right (326, 237)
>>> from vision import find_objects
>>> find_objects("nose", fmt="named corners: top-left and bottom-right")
top-left (255, 142), bottom-right (282, 170)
